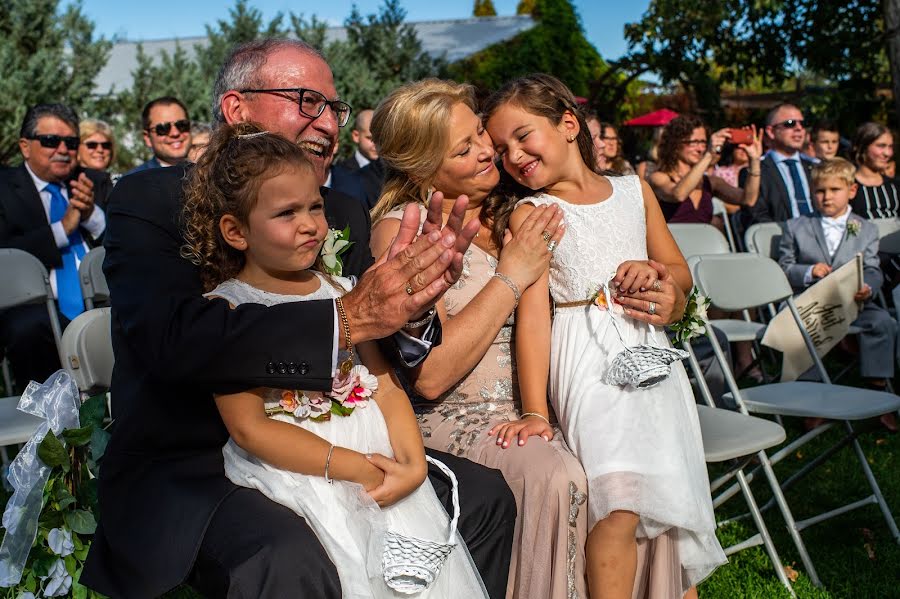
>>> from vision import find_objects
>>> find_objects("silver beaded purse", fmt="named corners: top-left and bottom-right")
top-left (597, 279), bottom-right (689, 389)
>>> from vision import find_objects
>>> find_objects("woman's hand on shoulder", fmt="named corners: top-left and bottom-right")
top-left (498, 203), bottom-right (564, 291)
top-left (364, 453), bottom-right (427, 507)
top-left (488, 415), bottom-right (554, 449)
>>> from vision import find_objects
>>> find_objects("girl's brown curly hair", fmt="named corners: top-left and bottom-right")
top-left (657, 115), bottom-right (707, 174)
top-left (181, 122), bottom-right (317, 291)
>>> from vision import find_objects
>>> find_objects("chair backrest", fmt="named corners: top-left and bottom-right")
top-left (878, 230), bottom-right (900, 255)
top-left (711, 197), bottom-right (738, 251)
top-left (693, 253), bottom-right (794, 311)
top-left (61, 308), bottom-right (114, 395)
top-left (744, 222), bottom-right (783, 259)
top-left (79, 247), bottom-right (109, 310)
top-left (0, 248), bottom-right (54, 310)
top-left (667, 223), bottom-right (731, 259)
top-left (871, 217), bottom-right (900, 238)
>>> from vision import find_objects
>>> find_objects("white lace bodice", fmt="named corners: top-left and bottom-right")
top-left (520, 175), bottom-right (648, 303)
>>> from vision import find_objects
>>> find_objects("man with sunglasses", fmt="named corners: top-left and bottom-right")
top-left (741, 103), bottom-right (816, 225)
top-left (84, 39), bottom-right (517, 599)
top-left (125, 96), bottom-right (192, 175)
top-left (0, 103), bottom-right (110, 390)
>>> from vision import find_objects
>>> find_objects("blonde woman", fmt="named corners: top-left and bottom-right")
top-left (369, 79), bottom-right (588, 599)
top-left (78, 119), bottom-right (116, 172)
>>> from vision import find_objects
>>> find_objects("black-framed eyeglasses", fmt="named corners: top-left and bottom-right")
top-left (148, 119), bottom-right (191, 137)
top-left (774, 118), bottom-right (805, 130)
top-left (239, 88), bottom-right (352, 128)
top-left (84, 141), bottom-right (113, 151)
top-left (27, 135), bottom-right (80, 151)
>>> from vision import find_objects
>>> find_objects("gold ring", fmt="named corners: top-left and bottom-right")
top-left (541, 230), bottom-right (552, 242)
top-left (405, 282), bottom-right (414, 295)
top-left (652, 279), bottom-right (662, 292)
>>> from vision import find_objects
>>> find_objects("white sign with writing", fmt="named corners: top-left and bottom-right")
top-left (761, 255), bottom-right (862, 382)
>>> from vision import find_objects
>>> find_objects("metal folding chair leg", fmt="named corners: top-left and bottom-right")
top-left (734, 468), bottom-right (796, 595)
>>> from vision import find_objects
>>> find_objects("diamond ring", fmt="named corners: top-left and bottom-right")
top-left (652, 279), bottom-right (662, 292)
top-left (547, 240), bottom-right (558, 252)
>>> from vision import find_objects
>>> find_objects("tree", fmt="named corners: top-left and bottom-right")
top-left (610, 0), bottom-right (892, 128)
top-left (0, 0), bottom-right (111, 164)
top-left (474, 0), bottom-right (498, 17)
top-left (516, 0), bottom-right (536, 14)
top-left (451, 0), bottom-right (605, 97)
top-left (294, 0), bottom-right (446, 157)
top-left (887, 0), bottom-right (900, 122)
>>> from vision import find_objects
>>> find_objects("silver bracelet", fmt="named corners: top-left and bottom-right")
top-left (521, 412), bottom-right (550, 425)
top-left (403, 306), bottom-right (437, 330)
top-left (493, 272), bottom-right (521, 308)
top-left (324, 444), bottom-right (335, 484)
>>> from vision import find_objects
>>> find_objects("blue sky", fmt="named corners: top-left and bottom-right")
top-left (76, 0), bottom-right (650, 61)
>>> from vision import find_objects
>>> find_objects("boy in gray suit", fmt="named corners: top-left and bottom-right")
top-left (777, 158), bottom-right (898, 430)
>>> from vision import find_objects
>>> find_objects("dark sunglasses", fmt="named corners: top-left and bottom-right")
top-left (83, 141), bottom-right (113, 151)
top-left (148, 119), bottom-right (191, 136)
top-left (774, 118), bottom-right (805, 130)
top-left (28, 135), bottom-right (80, 151)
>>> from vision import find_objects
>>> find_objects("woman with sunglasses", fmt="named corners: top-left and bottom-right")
top-left (76, 118), bottom-right (116, 207)
top-left (649, 115), bottom-right (762, 224)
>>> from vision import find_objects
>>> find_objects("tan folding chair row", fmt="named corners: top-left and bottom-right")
top-left (688, 253), bottom-right (900, 589)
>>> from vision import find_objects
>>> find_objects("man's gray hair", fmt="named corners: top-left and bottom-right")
top-left (211, 38), bottom-right (325, 125)
top-left (20, 104), bottom-right (79, 139)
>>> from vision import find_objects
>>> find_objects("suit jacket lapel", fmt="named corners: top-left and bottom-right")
top-left (12, 164), bottom-right (49, 226)
top-left (831, 215), bottom-right (861, 267)
top-left (764, 159), bottom-right (792, 220)
top-left (809, 215), bottom-right (831, 263)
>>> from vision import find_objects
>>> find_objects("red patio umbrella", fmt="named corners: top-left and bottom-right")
top-left (623, 109), bottom-right (679, 127)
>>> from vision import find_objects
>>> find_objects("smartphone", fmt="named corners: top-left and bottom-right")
top-left (728, 128), bottom-right (754, 146)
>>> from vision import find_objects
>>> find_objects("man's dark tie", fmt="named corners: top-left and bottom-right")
top-left (785, 158), bottom-right (812, 216)
top-left (45, 183), bottom-right (86, 320)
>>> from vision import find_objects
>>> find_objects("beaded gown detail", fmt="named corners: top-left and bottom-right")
top-left (206, 274), bottom-right (487, 599)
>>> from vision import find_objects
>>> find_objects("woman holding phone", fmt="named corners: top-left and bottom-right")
top-left (649, 115), bottom-right (762, 223)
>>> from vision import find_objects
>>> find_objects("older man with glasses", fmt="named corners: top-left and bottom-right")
top-left (125, 96), bottom-right (193, 175)
top-left (83, 39), bottom-right (515, 599)
top-left (741, 102), bottom-right (816, 225)
top-left (0, 103), bottom-right (110, 391)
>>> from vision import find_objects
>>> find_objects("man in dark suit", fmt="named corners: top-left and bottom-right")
top-left (0, 103), bottom-right (108, 390)
top-left (333, 157), bottom-right (386, 211)
top-left (124, 96), bottom-right (192, 176)
top-left (83, 39), bottom-right (515, 599)
top-left (337, 108), bottom-right (378, 172)
top-left (742, 103), bottom-right (816, 226)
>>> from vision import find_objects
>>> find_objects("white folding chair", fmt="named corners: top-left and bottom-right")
top-left (688, 340), bottom-right (794, 592)
top-left (79, 246), bottom-right (109, 310)
top-left (61, 308), bottom-right (114, 402)
top-left (871, 217), bottom-right (900, 239)
top-left (743, 222), bottom-right (783, 260)
top-left (0, 249), bottom-right (65, 459)
top-left (667, 223), bottom-right (731, 260)
top-left (691, 253), bottom-right (900, 587)
top-left (712, 197), bottom-right (737, 251)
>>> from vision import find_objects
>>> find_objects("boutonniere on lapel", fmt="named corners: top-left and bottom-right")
top-left (320, 226), bottom-right (353, 276)
top-left (847, 220), bottom-right (861, 238)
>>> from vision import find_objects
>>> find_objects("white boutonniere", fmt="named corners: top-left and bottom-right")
top-left (321, 226), bottom-right (353, 276)
top-left (847, 220), bottom-right (860, 237)
top-left (667, 287), bottom-right (711, 344)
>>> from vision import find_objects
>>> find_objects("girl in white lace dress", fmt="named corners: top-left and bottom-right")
top-left (483, 75), bottom-right (726, 599)
top-left (181, 123), bottom-right (487, 599)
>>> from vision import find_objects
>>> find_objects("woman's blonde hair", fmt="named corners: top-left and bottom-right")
top-left (79, 118), bottom-right (116, 163)
top-left (370, 79), bottom-right (476, 223)
top-left (181, 122), bottom-right (318, 291)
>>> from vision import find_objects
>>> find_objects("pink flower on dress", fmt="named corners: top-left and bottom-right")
top-left (330, 365), bottom-right (377, 408)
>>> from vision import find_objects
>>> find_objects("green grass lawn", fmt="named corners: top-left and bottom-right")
top-left (698, 419), bottom-right (900, 598)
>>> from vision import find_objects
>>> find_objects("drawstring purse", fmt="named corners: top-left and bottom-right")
top-left (597, 279), bottom-right (689, 389)
top-left (382, 456), bottom-right (458, 594)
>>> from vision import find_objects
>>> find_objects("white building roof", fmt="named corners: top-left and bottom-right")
top-left (94, 15), bottom-right (535, 94)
